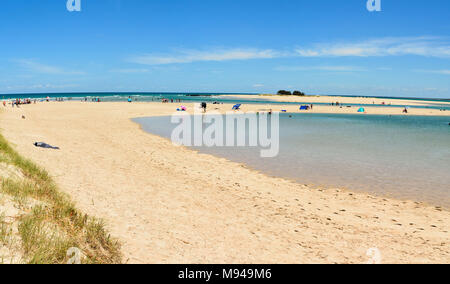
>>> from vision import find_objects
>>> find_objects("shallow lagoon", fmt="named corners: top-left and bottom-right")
top-left (134, 113), bottom-right (450, 208)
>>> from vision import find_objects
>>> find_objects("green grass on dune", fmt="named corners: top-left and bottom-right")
top-left (0, 133), bottom-right (122, 264)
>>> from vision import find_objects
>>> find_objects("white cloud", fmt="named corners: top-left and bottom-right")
top-left (16, 59), bottom-right (85, 75)
top-left (296, 37), bottom-right (450, 58)
top-left (127, 37), bottom-right (450, 67)
top-left (275, 65), bottom-right (366, 72)
top-left (4, 83), bottom-right (79, 91)
top-left (414, 69), bottom-right (450, 75)
top-left (128, 48), bottom-right (279, 65)
top-left (253, 84), bottom-right (265, 88)
top-left (126, 37), bottom-right (450, 67)
top-left (109, 68), bottom-right (149, 73)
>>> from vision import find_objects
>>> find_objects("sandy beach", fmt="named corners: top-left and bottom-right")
top-left (0, 101), bottom-right (449, 264)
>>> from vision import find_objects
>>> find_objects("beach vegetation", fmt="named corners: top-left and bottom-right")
top-left (277, 90), bottom-right (292, 96)
top-left (277, 90), bottom-right (306, 96)
top-left (0, 133), bottom-right (121, 264)
top-left (293, 90), bottom-right (306, 96)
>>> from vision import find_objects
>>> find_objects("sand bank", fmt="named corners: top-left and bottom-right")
top-left (220, 94), bottom-right (450, 109)
top-left (0, 101), bottom-right (449, 263)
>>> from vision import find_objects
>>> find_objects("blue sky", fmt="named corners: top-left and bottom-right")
top-left (0, 0), bottom-right (449, 98)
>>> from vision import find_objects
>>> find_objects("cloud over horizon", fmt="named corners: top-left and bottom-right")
top-left (109, 68), bottom-right (150, 73)
top-left (414, 69), bottom-right (450, 75)
top-left (295, 37), bottom-right (450, 58)
top-left (128, 48), bottom-right (280, 65)
top-left (15, 59), bottom-right (85, 75)
top-left (127, 37), bottom-right (450, 68)
top-left (275, 65), bottom-right (367, 72)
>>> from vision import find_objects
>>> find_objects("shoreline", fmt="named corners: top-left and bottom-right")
top-left (1, 101), bottom-right (449, 263)
top-left (218, 94), bottom-right (450, 108)
top-left (132, 114), bottom-right (449, 209)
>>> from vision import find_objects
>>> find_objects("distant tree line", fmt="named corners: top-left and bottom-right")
top-left (277, 90), bottom-right (306, 96)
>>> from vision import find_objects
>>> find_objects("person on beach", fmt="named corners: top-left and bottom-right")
top-left (201, 102), bottom-right (207, 113)
top-left (34, 142), bottom-right (60, 150)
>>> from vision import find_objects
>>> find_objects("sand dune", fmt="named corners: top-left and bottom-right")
top-left (0, 101), bottom-right (449, 263)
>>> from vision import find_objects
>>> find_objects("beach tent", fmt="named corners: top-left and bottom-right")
top-left (232, 104), bottom-right (242, 110)
top-left (357, 107), bottom-right (365, 113)
top-left (299, 105), bottom-right (309, 110)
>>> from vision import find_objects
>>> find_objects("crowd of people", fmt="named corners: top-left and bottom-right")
top-left (161, 98), bottom-right (183, 103)
top-left (83, 97), bottom-right (102, 102)
top-left (1, 96), bottom-right (78, 107)
top-left (2, 98), bottom-right (36, 107)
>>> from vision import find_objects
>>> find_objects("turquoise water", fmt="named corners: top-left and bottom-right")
top-left (134, 113), bottom-right (450, 208)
